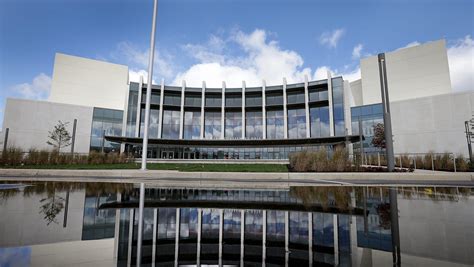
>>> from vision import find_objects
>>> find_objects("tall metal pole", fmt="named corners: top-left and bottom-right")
top-left (141, 0), bottom-right (159, 170)
top-left (465, 121), bottom-right (472, 163)
top-left (2, 128), bottom-right (9, 153)
top-left (358, 116), bottom-right (364, 165)
top-left (389, 188), bottom-right (401, 265)
top-left (137, 183), bottom-right (146, 266)
top-left (378, 53), bottom-right (395, 172)
top-left (70, 119), bottom-right (77, 155)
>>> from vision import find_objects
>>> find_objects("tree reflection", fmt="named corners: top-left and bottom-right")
top-left (39, 191), bottom-right (65, 225)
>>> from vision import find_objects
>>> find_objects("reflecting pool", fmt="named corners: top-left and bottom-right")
top-left (0, 181), bottom-right (473, 266)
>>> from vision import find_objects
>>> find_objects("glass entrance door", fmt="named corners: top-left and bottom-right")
top-left (161, 151), bottom-right (174, 159)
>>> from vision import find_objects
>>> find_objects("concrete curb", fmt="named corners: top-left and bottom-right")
top-left (0, 169), bottom-right (472, 181)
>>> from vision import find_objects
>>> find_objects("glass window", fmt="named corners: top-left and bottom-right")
top-left (246, 111), bottom-right (263, 139)
top-left (288, 108), bottom-right (306, 139)
top-left (287, 91), bottom-right (305, 104)
top-left (161, 110), bottom-right (181, 139)
top-left (164, 93), bottom-right (181, 106)
top-left (184, 111), bottom-right (201, 139)
top-left (266, 94), bottom-right (283, 106)
top-left (204, 112), bottom-right (221, 139)
top-left (246, 95), bottom-right (262, 107)
top-left (185, 95), bottom-right (201, 107)
top-left (205, 95), bottom-right (222, 107)
top-left (266, 110), bottom-right (284, 139)
top-left (225, 95), bottom-right (242, 107)
top-left (225, 111), bottom-right (242, 139)
top-left (310, 106), bottom-right (330, 138)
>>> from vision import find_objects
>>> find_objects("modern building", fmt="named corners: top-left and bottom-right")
top-left (1, 39), bottom-right (472, 160)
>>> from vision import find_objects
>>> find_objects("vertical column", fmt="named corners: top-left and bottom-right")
top-left (350, 190), bottom-right (358, 267)
top-left (175, 208), bottom-right (181, 267)
top-left (240, 210), bottom-right (245, 267)
top-left (157, 79), bottom-right (165, 138)
top-left (284, 211), bottom-right (289, 267)
top-left (304, 75), bottom-right (311, 138)
top-left (219, 209), bottom-right (224, 267)
top-left (242, 81), bottom-right (246, 139)
top-left (197, 208), bottom-right (202, 267)
top-left (262, 210), bottom-right (267, 267)
top-left (179, 81), bottom-right (186, 139)
top-left (221, 82), bottom-right (226, 139)
top-left (127, 209), bottom-right (134, 267)
top-left (121, 81), bottom-right (129, 153)
top-left (113, 192), bottom-right (122, 264)
top-left (70, 119), bottom-right (77, 154)
top-left (333, 214), bottom-right (339, 266)
top-left (262, 80), bottom-right (267, 139)
top-left (152, 208), bottom-right (157, 267)
top-left (308, 212), bottom-right (313, 266)
top-left (283, 78), bottom-right (288, 139)
top-left (135, 76), bottom-right (144, 137)
top-left (136, 183), bottom-right (145, 266)
top-left (327, 71), bottom-right (335, 136)
top-left (200, 82), bottom-right (206, 139)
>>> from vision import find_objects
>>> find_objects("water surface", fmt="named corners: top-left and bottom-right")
top-left (0, 180), bottom-right (472, 266)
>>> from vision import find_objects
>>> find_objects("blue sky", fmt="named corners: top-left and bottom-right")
top-left (0, 0), bottom-right (473, 127)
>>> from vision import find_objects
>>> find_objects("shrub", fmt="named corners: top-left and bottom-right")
top-left (0, 146), bottom-right (23, 166)
top-left (455, 155), bottom-right (469, 172)
top-left (289, 147), bottom-right (350, 172)
top-left (311, 148), bottom-right (328, 172)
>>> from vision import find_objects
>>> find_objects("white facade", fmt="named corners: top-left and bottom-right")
top-left (391, 91), bottom-right (473, 156)
top-left (49, 53), bottom-right (129, 110)
top-left (355, 39), bottom-right (452, 106)
top-left (348, 39), bottom-right (471, 156)
top-left (2, 98), bottom-right (93, 153)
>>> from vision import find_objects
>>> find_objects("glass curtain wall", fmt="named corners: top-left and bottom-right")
top-left (179, 208), bottom-right (199, 264)
top-left (139, 108), bottom-right (160, 139)
top-left (351, 103), bottom-right (384, 153)
top-left (225, 111), bottom-right (242, 139)
top-left (162, 110), bottom-right (180, 139)
top-left (223, 210), bottom-right (242, 265)
top-left (332, 77), bottom-right (345, 136)
top-left (90, 107), bottom-right (123, 152)
top-left (244, 210), bottom-right (263, 264)
top-left (266, 110), bottom-right (284, 139)
top-left (183, 111), bottom-right (201, 139)
top-left (204, 112), bottom-right (222, 139)
top-left (246, 111), bottom-right (263, 139)
top-left (309, 106), bottom-right (330, 138)
top-left (126, 83), bottom-right (139, 137)
top-left (288, 108), bottom-right (306, 139)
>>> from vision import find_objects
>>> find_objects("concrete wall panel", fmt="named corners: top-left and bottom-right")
top-left (2, 98), bottom-right (93, 153)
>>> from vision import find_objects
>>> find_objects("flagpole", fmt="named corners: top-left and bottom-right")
top-left (141, 0), bottom-right (158, 171)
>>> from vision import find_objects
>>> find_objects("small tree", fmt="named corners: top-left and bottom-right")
top-left (371, 123), bottom-right (386, 149)
top-left (47, 120), bottom-right (72, 152)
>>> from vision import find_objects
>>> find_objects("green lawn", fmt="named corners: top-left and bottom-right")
top-left (1, 163), bottom-right (289, 172)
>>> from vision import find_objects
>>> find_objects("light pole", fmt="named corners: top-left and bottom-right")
top-left (141, 0), bottom-right (159, 170)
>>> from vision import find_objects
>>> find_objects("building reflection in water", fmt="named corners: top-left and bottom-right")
top-left (100, 186), bottom-right (398, 267)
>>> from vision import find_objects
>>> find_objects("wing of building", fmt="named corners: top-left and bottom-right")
top-left (1, 39), bottom-right (472, 159)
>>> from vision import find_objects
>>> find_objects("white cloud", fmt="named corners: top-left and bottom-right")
top-left (447, 35), bottom-right (474, 92)
top-left (313, 66), bottom-right (360, 82)
top-left (10, 73), bottom-right (51, 100)
top-left (319, 28), bottom-right (345, 48)
top-left (174, 29), bottom-right (311, 87)
top-left (113, 42), bottom-right (174, 80)
top-left (396, 41), bottom-right (421, 51)
top-left (352, 44), bottom-right (363, 59)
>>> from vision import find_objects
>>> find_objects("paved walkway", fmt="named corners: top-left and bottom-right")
top-left (0, 169), bottom-right (472, 187)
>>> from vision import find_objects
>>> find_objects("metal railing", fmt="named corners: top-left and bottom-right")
top-left (352, 152), bottom-right (466, 172)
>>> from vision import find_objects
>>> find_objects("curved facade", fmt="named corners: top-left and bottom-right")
top-left (113, 75), bottom-right (353, 160)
